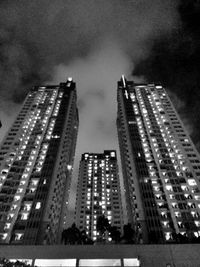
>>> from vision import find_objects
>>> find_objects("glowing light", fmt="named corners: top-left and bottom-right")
top-left (110, 152), bottom-right (115, 157)
top-left (1, 233), bottom-right (8, 240)
top-left (122, 75), bottom-right (126, 88)
top-left (67, 165), bottom-right (72, 171)
top-left (125, 90), bottom-right (129, 99)
top-left (188, 179), bottom-right (197, 186)
top-left (79, 259), bottom-right (121, 267)
top-left (124, 258), bottom-right (140, 267)
top-left (35, 202), bottom-right (41, 209)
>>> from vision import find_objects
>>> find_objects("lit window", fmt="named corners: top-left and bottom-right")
top-left (32, 179), bottom-right (39, 186)
top-left (191, 211), bottom-right (196, 217)
top-left (153, 186), bottom-right (160, 192)
top-left (36, 167), bottom-right (42, 172)
top-left (194, 232), bottom-right (199, 238)
top-left (166, 185), bottom-right (173, 191)
top-left (36, 259), bottom-right (76, 267)
top-left (194, 195), bottom-right (200, 200)
top-left (14, 196), bottom-right (20, 201)
top-left (4, 223), bottom-right (11, 230)
top-left (1, 233), bottom-right (8, 240)
top-left (14, 233), bottom-right (24, 241)
top-left (195, 221), bottom-right (200, 227)
top-left (66, 164), bottom-right (72, 171)
top-left (24, 203), bottom-right (32, 211)
top-left (180, 231), bottom-right (186, 236)
top-left (188, 179), bottom-right (197, 186)
top-left (17, 188), bottom-right (23, 193)
top-left (35, 202), bottom-right (41, 209)
top-left (110, 152), bottom-right (115, 157)
top-left (93, 231), bottom-right (97, 236)
top-left (21, 213), bottom-right (29, 220)
top-left (79, 259), bottom-right (121, 267)
top-left (181, 185), bottom-right (189, 191)
top-left (123, 258), bottom-right (140, 267)
top-left (25, 167), bottom-right (30, 172)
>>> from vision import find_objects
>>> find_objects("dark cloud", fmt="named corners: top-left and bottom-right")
top-left (134, 0), bottom-right (200, 150)
top-left (0, 0), bottom-right (180, 102)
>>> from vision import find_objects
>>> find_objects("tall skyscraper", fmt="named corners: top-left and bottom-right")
top-left (117, 76), bottom-right (200, 244)
top-left (0, 78), bottom-right (78, 245)
top-left (75, 150), bottom-right (124, 242)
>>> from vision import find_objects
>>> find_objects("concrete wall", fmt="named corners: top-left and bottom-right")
top-left (0, 244), bottom-right (200, 267)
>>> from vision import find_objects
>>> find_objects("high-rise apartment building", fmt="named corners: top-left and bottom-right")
top-left (75, 151), bottom-right (124, 242)
top-left (0, 78), bottom-right (78, 245)
top-left (117, 76), bottom-right (200, 243)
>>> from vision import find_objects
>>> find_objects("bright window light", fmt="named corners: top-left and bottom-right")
top-left (15, 233), bottom-right (23, 240)
top-left (188, 179), bottom-right (197, 186)
top-left (35, 202), bottom-right (41, 209)
top-left (67, 165), bottom-right (72, 171)
top-left (35, 259), bottom-right (76, 267)
top-left (110, 152), bottom-right (115, 157)
top-left (123, 258), bottom-right (140, 266)
top-left (166, 185), bottom-right (173, 191)
top-left (1, 233), bottom-right (7, 240)
top-left (21, 213), bottom-right (29, 220)
top-left (79, 259), bottom-right (121, 267)
top-left (14, 196), bottom-right (20, 201)
top-left (4, 223), bottom-right (11, 230)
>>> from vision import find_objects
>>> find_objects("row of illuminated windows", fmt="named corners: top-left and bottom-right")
top-left (8, 257), bottom-right (141, 266)
top-left (0, 143), bottom-right (43, 230)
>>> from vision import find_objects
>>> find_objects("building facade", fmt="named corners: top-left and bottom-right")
top-left (117, 76), bottom-right (200, 243)
top-left (0, 78), bottom-right (78, 245)
top-left (75, 151), bottom-right (124, 242)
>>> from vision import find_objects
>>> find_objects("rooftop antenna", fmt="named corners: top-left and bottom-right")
top-left (121, 75), bottom-right (126, 88)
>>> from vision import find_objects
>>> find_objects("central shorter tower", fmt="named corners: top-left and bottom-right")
top-left (75, 150), bottom-right (124, 242)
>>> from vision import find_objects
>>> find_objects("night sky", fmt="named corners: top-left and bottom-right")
top-left (0, 0), bottom-right (199, 224)
top-left (134, 0), bottom-right (200, 151)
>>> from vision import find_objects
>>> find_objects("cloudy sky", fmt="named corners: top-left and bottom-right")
top-left (1, 0), bottom-right (199, 224)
